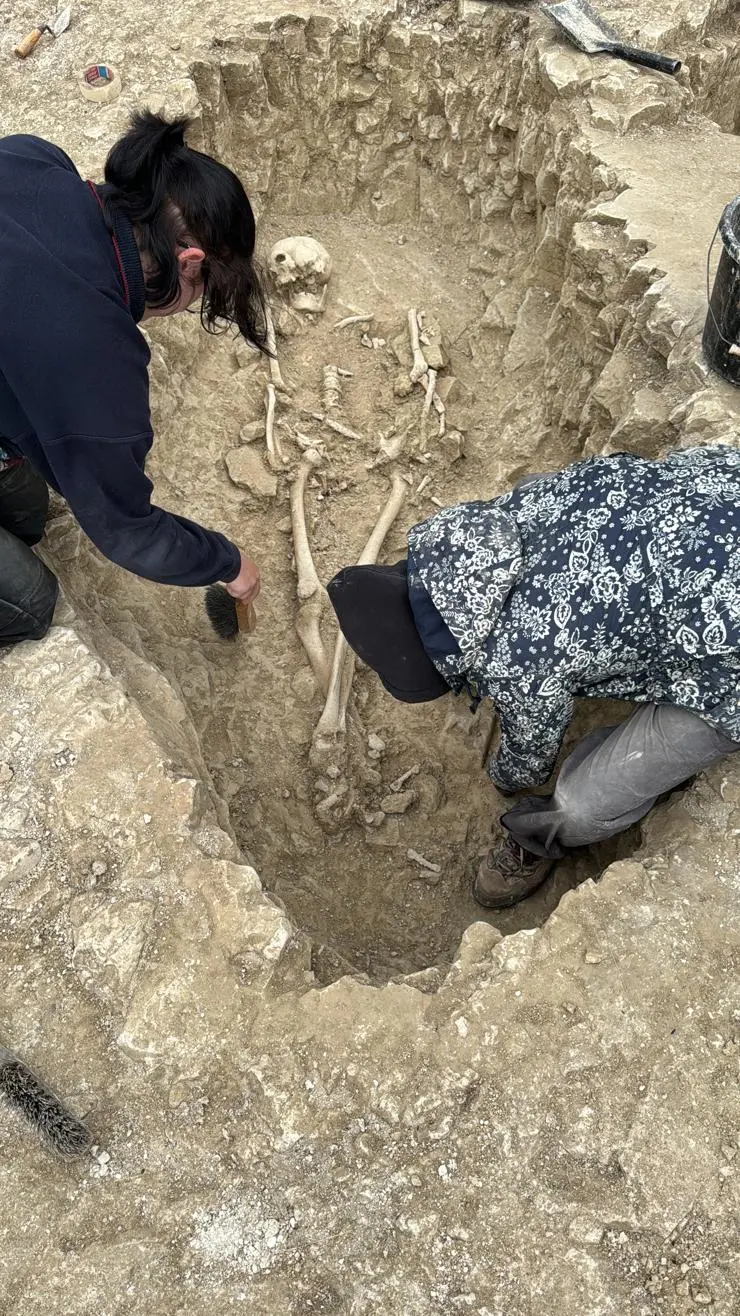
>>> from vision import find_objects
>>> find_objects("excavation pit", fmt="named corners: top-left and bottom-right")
top-left (5, 2), bottom-right (740, 1309)
top-left (41, 6), bottom-right (740, 983)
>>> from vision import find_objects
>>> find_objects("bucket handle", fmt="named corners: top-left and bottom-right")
top-left (705, 223), bottom-right (740, 350)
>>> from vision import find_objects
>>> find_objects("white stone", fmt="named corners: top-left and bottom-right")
top-left (225, 447), bottom-right (279, 499)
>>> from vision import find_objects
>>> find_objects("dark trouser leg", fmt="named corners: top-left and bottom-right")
top-left (0, 459), bottom-right (49, 544)
top-left (501, 703), bottom-right (740, 859)
top-left (0, 460), bottom-right (57, 647)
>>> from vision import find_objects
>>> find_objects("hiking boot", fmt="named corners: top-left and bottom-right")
top-left (473, 836), bottom-right (555, 909)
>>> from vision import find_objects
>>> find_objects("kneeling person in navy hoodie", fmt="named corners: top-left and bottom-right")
top-left (327, 449), bottom-right (740, 908)
top-left (0, 111), bottom-right (265, 648)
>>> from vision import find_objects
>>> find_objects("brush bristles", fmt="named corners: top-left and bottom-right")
top-left (0, 1053), bottom-right (91, 1157)
top-left (204, 584), bottom-right (239, 640)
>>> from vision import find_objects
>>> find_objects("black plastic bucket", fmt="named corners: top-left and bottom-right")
top-left (703, 195), bottom-right (740, 388)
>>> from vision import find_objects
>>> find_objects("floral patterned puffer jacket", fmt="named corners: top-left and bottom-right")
top-left (407, 445), bottom-right (740, 793)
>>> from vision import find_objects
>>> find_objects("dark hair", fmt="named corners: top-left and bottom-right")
top-left (103, 111), bottom-right (267, 350)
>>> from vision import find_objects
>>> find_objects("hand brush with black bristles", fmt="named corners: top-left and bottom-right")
top-left (204, 584), bottom-right (257, 641)
top-left (0, 1045), bottom-right (92, 1157)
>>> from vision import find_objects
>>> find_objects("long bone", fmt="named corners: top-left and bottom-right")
top-left (408, 308), bottom-right (429, 384)
top-left (290, 449), bottom-right (331, 696)
top-left (312, 471), bottom-right (408, 756)
top-left (408, 310), bottom-right (445, 438)
top-left (264, 302), bottom-right (292, 395)
top-left (264, 383), bottom-right (287, 472)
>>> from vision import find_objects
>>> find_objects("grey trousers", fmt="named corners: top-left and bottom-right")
top-left (501, 702), bottom-right (740, 859)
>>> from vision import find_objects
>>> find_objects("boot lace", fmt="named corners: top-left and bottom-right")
top-left (487, 839), bottom-right (537, 877)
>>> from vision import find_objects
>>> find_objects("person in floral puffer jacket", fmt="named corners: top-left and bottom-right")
top-left (327, 444), bottom-right (740, 908)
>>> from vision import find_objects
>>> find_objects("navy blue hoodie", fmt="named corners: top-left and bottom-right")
top-left (0, 134), bottom-right (241, 586)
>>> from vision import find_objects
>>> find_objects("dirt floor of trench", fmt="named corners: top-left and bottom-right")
top-left (96, 207), bottom-right (644, 985)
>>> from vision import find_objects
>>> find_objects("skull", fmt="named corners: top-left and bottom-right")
top-left (267, 236), bottom-right (332, 314)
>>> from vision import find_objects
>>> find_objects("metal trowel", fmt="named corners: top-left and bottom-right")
top-left (545, 0), bottom-right (681, 75)
top-left (15, 6), bottom-right (71, 59)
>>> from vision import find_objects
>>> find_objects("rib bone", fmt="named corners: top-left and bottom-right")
top-left (310, 412), bottom-right (364, 442)
top-left (333, 313), bottom-right (373, 330)
top-left (290, 449), bottom-right (331, 695)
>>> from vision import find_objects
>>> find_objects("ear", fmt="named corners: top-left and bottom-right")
top-left (177, 246), bottom-right (206, 280)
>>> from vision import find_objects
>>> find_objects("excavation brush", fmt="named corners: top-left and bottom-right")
top-left (0, 1045), bottom-right (91, 1157)
top-left (204, 585), bottom-right (257, 641)
top-left (14, 6), bottom-right (70, 58)
top-left (545, 0), bottom-right (681, 75)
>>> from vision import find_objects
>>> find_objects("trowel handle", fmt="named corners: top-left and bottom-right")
top-left (235, 600), bottom-right (257, 634)
top-left (15, 27), bottom-right (44, 58)
top-left (608, 43), bottom-right (681, 76)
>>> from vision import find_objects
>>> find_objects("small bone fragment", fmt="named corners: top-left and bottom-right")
top-left (408, 308), bottom-right (429, 384)
top-left (294, 429), bottom-right (326, 456)
top-left (290, 450), bottom-right (331, 695)
top-left (264, 383), bottom-right (286, 471)
top-left (264, 303), bottom-right (292, 394)
top-left (334, 313), bottom-right (373, 330)
top-left (433, 391), bottom-right (447, 437)
top-left (390, 764), bottom-right (420, 792)
top-left (415, 474), bottom-right (433, 497)
top-left (313, 473), bottom-right (408, 748)
top-left (322, 364), bottom-right (342, 411)
top-left (729, 343), bottom-right (740, 358)
top-left (315, 782), bottom-right (349, 817)
top-left (369, 421), bottom-right (416, 468)
top-left (407, 848), bottom-right (441, 874)
top-left (310, 412), bottom-right (364, 442)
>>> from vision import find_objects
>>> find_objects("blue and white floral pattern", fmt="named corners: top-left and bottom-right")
top-left (407, 445), bottom-right (740, 793)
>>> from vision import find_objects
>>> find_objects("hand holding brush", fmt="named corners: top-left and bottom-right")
top-left (205, 551), bottom-right (260, 640)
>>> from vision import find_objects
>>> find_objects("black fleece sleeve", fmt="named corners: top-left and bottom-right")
top-left (43, 432), bottom-right (241, 586)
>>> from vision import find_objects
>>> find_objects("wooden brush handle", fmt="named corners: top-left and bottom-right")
top-left (15, 28), bottom-right (44, 58)
top-left (235, 601), bottom-right (257, 634)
